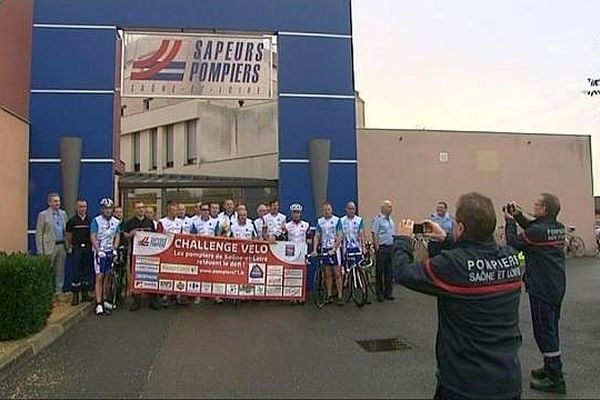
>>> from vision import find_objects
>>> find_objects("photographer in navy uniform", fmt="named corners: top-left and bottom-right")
top-left (393, 192), bottom-right (523, 400)
top-left (504, 194), bottom-right (567, 394)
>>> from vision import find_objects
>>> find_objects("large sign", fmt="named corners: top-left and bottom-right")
top-left (131, 232), bottom-right (307, 301)
top-left (122, 32), bottom-right (274, 99)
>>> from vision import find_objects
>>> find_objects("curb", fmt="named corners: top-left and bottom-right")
top-left (0, 302), bottom-right (92, 382)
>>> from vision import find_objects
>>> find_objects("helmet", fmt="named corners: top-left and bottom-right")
top-left (99, 198), bottom-right (114, 208)
top-left (290, 203), bottom-right (303, 212)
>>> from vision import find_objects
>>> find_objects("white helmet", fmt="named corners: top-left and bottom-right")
top-left (290, 203), bottom-right (303, 212)
top-left (99, 198), bottom-right (114, 208)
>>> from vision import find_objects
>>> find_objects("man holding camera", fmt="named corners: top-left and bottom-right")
top-left (504, 194), bottom-right (567, 394)
top-left (393, 192), bottom-right (523, 400)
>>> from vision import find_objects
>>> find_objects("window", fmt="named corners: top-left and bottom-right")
top-left (165, 125), bottom-right (174, 168)
top-left (133, 132), bottom-right (140, 172)
top-left (143, 98), bottom-right (153, 111)
top-left (185, 120), bottom-right (197, 165)
top-left (150, 128), bottom-right (158, 170)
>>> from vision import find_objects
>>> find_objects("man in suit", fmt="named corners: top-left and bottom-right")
top-left (35, 192), bottom-right (69, 294)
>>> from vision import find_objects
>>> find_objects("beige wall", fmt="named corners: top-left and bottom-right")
top-left (358, 129), bottom-right (595, 253)
top-left (0, 108), bottom-right (29, 251)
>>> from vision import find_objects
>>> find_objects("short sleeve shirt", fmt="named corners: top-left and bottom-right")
top-left (90, 215), bottom-right (121, 252)
top-left (66, 215), bottom-right (91, 246)
top-left (316, 216), bottom-right (341, 249)
top-left (371, 214), bottom-right (395, 246)
top-left (285, 220), bottom-right (310, 244)
top-left (340, 216), bottom-right (364, 250)
top-left (231, 221), bottom-right (257, 240)
top-left (158, 217), bottom-right (183, 234)
top-left (191, 216), bottom-right (220, 236)
top-left (264, 212), bottom-right (287, 237)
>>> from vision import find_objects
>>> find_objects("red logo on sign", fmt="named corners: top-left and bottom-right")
top-left (137, 237), bottom-right (150, 247)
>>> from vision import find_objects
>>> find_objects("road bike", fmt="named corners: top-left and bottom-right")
top-left (307, 252), bottom-right (334, 309)
top-left (341, 249), bottom-right (374, 307)
top-left (565, 226), bottom-right (586, 258)
top-left (105, 245), bottom-right (128, 310)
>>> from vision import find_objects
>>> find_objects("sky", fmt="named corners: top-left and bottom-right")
top-left (351, 0), bottom-right (600, 194)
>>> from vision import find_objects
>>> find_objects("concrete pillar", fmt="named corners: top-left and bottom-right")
top-left (60, 137), bottom-right (82, 218)
top-left (309, 138), bottom-right (331, 212)
top-left (174, 121), bottom-right (186, 168)
top-left (139, 129), bottom-right (150, 172)
top-left (157, 125), bottom-right (165, 174)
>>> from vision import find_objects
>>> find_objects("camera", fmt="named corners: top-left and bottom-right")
top-left (502, 203), bottom-right (517, 215)
top-left (413, 223), bottom-right (432, 235)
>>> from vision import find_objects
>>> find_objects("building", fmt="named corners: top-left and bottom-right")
top-left (25, 0), bottom-right (358, 251)
top-left (0, 0), bottom-right (33, 252)
top-left (358, 128), bottom-right (596, 253)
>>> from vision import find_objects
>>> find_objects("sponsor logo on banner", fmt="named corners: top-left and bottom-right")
top-left (284, 278), bottom-right (303, 287)
top-left (248, 263), bottom-right (266, 284)
top-left (123, 32), bottom-right (274, 100)
top-left (270, 242), bottom-right (307, 264)
top-left (267, 265), bottom-right (283, 276)
top-left (161, 263), bottom-right (198, 275)
top-left (174, 280), bottom-right (188, 292)
top-left (285, 244), bottom-right (295, 257)
top-left (284, 287), bottom-right (303, 298)
top-left (227, 284), bottom-right (239, 296)
top-left (159, 280), bottom-right (174, 291)
top-left (212, 283), bottom-right (226, 295)
top-left (187, 281), bottom-right (202, 293)
top-left (284, 269), bottom-right (304, 279)
top-left (136, 264), bottom-right (160, 274)
top-left (266, 286), bottom-right (283, 297)
top-left (133, 232), bottom-right (173, 256)
top-left (136, 272), bottom-right (158, 282)
top-left (267, 275), bottom-right (283, 286)
top-left (135, 280), bottom-right (158, 290)
top-left (254, 285), bottom-right (266, 296)
top-left (201, 282), bottom-right (212, 294)
top-left (135, 256), bottom-right (160, 266)
top-left (238, 285), bottom-right (255, 296)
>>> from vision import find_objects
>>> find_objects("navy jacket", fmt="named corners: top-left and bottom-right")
top-left (505, 215), bottom-right (566, 306)
top-left (393, 236), bottom-right (523, 400)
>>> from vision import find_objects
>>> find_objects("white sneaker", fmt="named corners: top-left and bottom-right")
top-left (95, 304), bottom-right (104, 315)
top-left (103, 301), bottom-right (115, 311)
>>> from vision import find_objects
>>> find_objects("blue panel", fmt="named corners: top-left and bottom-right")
top-left (279, 163), bottom-right (358, 225)
top-left (279, 36), bottom-right (354, 95)
top-left (28, 163), bottom-right (115, 233)
top-left (278, 97), bottom-right (357, 159)
top-left (31, 28), bottom-right (116, 90)
top-left (34, 0), bottom-right (351, 35)
top-left (30, 93), bottom-right (114, 158)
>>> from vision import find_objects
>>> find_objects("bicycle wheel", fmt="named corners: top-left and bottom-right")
top-left (106, 271), bottom-right (118, 308)
top-left (313, 268), bottom-right (327, 309)
top-left (571, 236), bottom-right (586, 257)
top-left (350, 268), bottom-right (368, 307)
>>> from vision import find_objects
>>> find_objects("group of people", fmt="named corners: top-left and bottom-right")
top-left (35, 190), bottom-right (568, 398)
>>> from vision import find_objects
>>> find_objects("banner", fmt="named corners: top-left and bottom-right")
top-left (122, 32), bottom-right (274, 99)
top-left (131, 232), bottom-right (307, 301)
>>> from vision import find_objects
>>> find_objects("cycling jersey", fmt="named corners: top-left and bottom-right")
top-left (340, 215), bottom-right (365, 250)
top-left (218, 212), bottom-right (237, 234)
top-left (179, 216), bottom-right (194, 234)
top-left (230, 220), bottom-right (257, 240)
top-left (158, 217), bottom-right (183, 234)
top-left (253, 217), bottom-right (268, 239)
top-left (90, 215), bottom-right (121, 252)
top-left (285, 220), bottom-right (310, 244)
top-left (316, 215), bottom-right (341, 249)
top-left (265, 212), bottom-right (286, 238)
top-left (191, 216), bottom-right (219, 236)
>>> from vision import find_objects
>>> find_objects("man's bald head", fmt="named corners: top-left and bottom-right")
top-left (381, 200), bottom-right (393, 216)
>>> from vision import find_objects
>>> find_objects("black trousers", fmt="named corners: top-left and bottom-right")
top-left (376, 245), bottom-right (393, 297)
top-left (72, 245), bottom-right (91, 293)
top-left (530, 294), bottom-right (563, 376)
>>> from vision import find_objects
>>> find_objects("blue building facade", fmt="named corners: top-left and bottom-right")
top-left (28, 0), bottom-right (357, 249)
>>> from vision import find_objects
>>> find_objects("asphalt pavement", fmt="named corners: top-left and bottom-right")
top-left (1, 258), bottom-right (599, 399)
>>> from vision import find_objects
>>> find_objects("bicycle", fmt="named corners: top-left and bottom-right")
top-left (341, 250), bottom-right (374, 307)
top-left (307, 252), bottom-right (335, 309)
top-left (105, 245), bottom-right (128, 310)
top-left (565, 226), bottom-right (585, 258)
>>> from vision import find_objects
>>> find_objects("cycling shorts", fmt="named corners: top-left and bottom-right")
top-left (94, 253), bottom-right (114, 275)
top-left (322, 248), bottom-right (341, 267)
top-left (343, 247), bottom-right (364, 266)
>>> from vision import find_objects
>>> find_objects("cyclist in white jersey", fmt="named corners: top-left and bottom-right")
top-left (253, 204), bottom-right (269, 240)
top-left (312, 202), bottom-right (343, 306)
top-left (340, 201), bottom-right (366, 261)
top-left (285, 203), bottom-right (310, 244)
top-left (264, 199), bottom-right (287, 240)
top-left (157, 203), bottom-right (183, 234)
top-left (176, 203), bottom-right (193, 234)
top-left (90, 198), bottom-right (121, 316)
top-left (191, 203), bottom-right (220, 236)
top-left (218, 199), bottom-right (238, 236)
top-left (230, 208), bottom-right (257, 240)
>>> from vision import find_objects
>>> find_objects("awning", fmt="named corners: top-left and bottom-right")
top-left (119, 172), bottom-right (278, 189)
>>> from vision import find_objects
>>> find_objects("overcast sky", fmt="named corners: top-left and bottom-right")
top-left (352, 0), bottom-right (600, 194)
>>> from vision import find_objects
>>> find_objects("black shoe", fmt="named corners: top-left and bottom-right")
top-left (325, 296), bottom-right (334, 305)
top-left (531, 366), bottom-right (548, 380)
top-left (384, 295), bottom-right (396, 301)
top-left (336, 297), bottom-right (345, 306)
top-left (71, 292), bottom-right (80, 306)
top-left (149, 298), bottom-right (161, 310)
top-left (530, 376), bottom-right (566, 394)
top-left (129, 301), bottom-right (141, 311)
top-left (81, 291), bottom-right (92, 302)
top-left (376, 295), bottom-right (384, 303)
